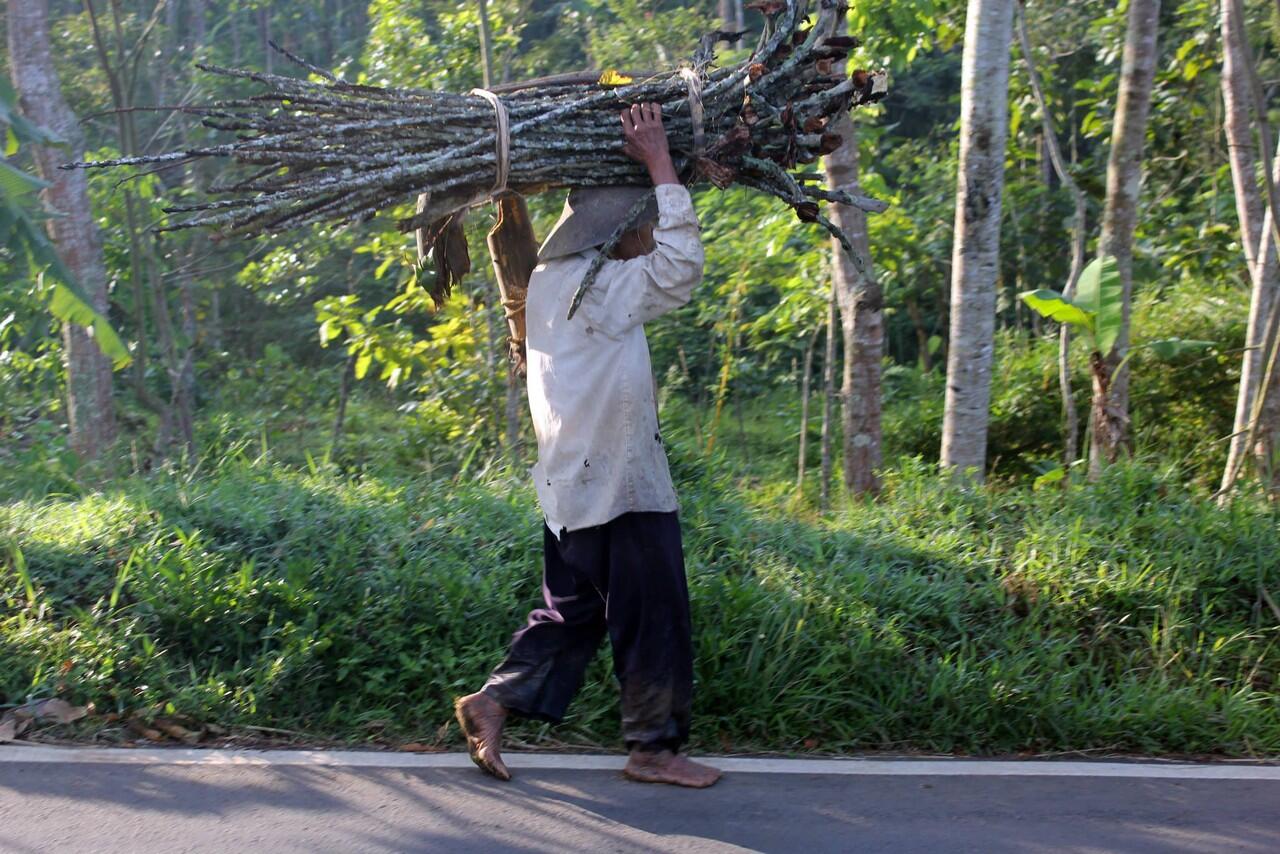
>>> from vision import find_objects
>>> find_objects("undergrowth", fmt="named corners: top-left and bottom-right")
top-left (2, 444), bottom-right (1277, 756)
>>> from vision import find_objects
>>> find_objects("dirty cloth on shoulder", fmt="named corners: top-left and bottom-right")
top-left (525, 183), bottom-right (704, 537)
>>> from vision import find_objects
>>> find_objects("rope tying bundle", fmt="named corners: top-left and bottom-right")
top-left (678, 68), bottom-right (706, 159)
top-left (469, 87), bottom-right (511, 203)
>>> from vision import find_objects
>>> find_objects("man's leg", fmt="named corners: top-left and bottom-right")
top-left (457, 522), bottom-right (609, 780)
top-left (603, 512), bottom-right (720, 788)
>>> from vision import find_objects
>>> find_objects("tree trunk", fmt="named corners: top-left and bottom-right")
top-left (477, 0), bottom-right (494, 88)
top-left (824, 17), bottom-right (883, 497)
top-left (940, 0), bottom-right (1015, 481)
top-left (796, 326), bottom-right (819, 493)
top-left (1089, 0), bottom-right (1161, 475)
top-left (826, 115), bottom-right (883, 496)
top-left (1220, 0), bottom-right (1280, 494)
top-left (1017, 2), bottom-right (1087, 467)
top-left (905, 296), bottom-right (933, 372)
top-left (819, 285), bottom-right (837, 511)
top-left (8, 0), bottom-right (117, 460)
top-left (84, 0), bottom-right (192, 460)
top-left (331, 353), bottom-right (355, 454)
top-left (258, 5), bottom-right (273, 74)
top-left (719, 0), bottom-right (732, 28)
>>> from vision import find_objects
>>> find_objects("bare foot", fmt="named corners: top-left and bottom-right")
top-left (623, 749), bottom-right (722, 788)
top-left (454, 692), bottom-right (511, 781)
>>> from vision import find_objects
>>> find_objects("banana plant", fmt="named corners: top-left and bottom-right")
top-left (1021, 255), bottom-right (1213, 481)
top-left (1, 74), bottom-right (130, 369)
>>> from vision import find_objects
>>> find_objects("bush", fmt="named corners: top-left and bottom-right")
top-left (2, 456), bottom-right (1276, 755)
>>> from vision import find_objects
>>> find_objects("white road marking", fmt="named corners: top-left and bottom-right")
top-left (1, 746), bottom-right (1278, 779)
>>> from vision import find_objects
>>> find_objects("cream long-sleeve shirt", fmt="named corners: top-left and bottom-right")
top-left (525, 184), bottom-right (704, 536)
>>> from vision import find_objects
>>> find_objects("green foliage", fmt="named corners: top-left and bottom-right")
top-left (1021, 256), bottom-right (1122, 356)
top-left (1073, 255), bottom-right (1123, 355)
top-left (1020, 289), bottom-right (1091, 328)
top-left (1, 452), bottom-right (1275, 754)
top-left (1, 78), bottom-right (129, 370)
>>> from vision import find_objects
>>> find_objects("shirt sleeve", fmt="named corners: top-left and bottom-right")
top-left (576, 184), bottom-right (704, 338)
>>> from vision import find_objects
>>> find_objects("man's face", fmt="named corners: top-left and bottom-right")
top-left (610, 222), bottom-right (656, 261)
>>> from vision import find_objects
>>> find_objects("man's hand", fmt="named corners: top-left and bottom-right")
top-left (621, 102), bottom-right (679, 187)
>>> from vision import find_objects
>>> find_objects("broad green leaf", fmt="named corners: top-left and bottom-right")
top-left (1074, 256), bottom-right (1122, 354)
top-left (0, 73), bottom-right (64, 147)
top-left (0, 160), bottom-right (47, 199)
top-left (1033, 467), bottom-right (1066, 490)
top-left (4, 127), bottom-right (17, 157)
top-left (46, 276), bottom-right (132, 370)
top-left (354, 350), bottom-right (372, 379)
top-left (1146, 338), bottom-right (1214, 360)
top-left (1019, 289), bottom-right (1093, 329)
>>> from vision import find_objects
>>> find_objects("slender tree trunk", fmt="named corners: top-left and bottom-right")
top-left (231, 2), bottom-right (242, 65)
top-left (905, 296), bottom-right (933, 372)
top-left (940, 0), bottom-right (1015, 481)
top-left (85, 0), bottom-right (190, 458)
top-left (1220, 0), bottom-right (1280, 494)
top-left (473, 0), bottom-right (521, 460)
top-left (819, 286), bottom-right (837, 511)
top-left (331, 353), bottom-right (356, 454)
top-left (258, 5), bottom-right (273, 74)
top-left (477, 0), bottom-right (494, 88)
top-left (705, 280), bottom-right (744, 455)
top-left (1017, 1), bottom-right (1087, 467)
top-left (189, 0), bottom-right (207, 50)
top-left (825, 18), bottom-right (883, 497)
top-left (1089, 0), bottom-right (1161, 475)
top-left (8, 0), bottom-right (117, 460)
top-left (796, 326), bottom-right (819, 493)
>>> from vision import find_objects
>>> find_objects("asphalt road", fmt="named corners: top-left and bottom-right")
top-left (1, 750), bottom-right (1278, 853)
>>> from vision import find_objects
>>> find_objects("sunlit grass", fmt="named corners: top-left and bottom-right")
top-left (3, 433), bottom-right (1276, 755)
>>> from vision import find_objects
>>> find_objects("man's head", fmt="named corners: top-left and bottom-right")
top-left (610, 221), bottom-right (656, 260)
top-left (537, 186), bottom-right (659, 263)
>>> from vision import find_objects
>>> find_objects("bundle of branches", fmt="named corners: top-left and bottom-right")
top-left (69, 0), bottom-right (887, 311)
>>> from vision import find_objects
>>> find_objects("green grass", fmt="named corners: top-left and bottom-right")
top-left (3, 437), bottom-right (1278, 756)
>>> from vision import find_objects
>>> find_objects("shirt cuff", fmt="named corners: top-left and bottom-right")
top-left (654, 184), bottom-right (696, 228)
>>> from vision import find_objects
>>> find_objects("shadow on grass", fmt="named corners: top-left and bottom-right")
top-left (3, 456), bottom-right (1279, 756)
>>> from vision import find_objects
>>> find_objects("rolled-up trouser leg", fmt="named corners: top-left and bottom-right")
top-left (604, 511), bottom-right (693, 752)
top-left (480, 523), bottom-right (608, 722)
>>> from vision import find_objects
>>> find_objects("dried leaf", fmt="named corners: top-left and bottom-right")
top-left (745, 0), bottom-right (786, 15)
top-left (126, 717), bottom-right (166, 742)
top-left (39, 698), bottom-right (89, 724)
top-left (0, 716), bottom-right (16, 743)
top-left (697, 157), bottom-right (738, 190)
top-left (823, 35), bottom-right (860, 50)
top-left (154, 717), bottom-right (203, 745)
top-left (819, 132), bottom-right (844, 155)
top-left (597, 69), bottom-right (634, 87)
top-left (794, 201), bottom-right (820, 222)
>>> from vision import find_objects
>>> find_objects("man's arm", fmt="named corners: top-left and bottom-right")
top-left (575, 104), bottom-right (704, 337)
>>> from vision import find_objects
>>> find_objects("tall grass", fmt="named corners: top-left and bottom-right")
top-left (3, 444), bottom-right (1277, 756)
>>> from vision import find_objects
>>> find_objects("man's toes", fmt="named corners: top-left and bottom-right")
top-left (478, 748), bottom-right (511, 781)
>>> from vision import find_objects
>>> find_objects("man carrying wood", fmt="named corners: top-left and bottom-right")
top-left (454, 102), bottom-right (721, 789)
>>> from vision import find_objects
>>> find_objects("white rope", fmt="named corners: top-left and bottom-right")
top-left (469, 87), bottom-right (510, 201)
top-left (678, 68), bottom-right (706, 158)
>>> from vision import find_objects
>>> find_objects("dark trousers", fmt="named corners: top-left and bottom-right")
top-left (480, 511), bottom-right (693, 751)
